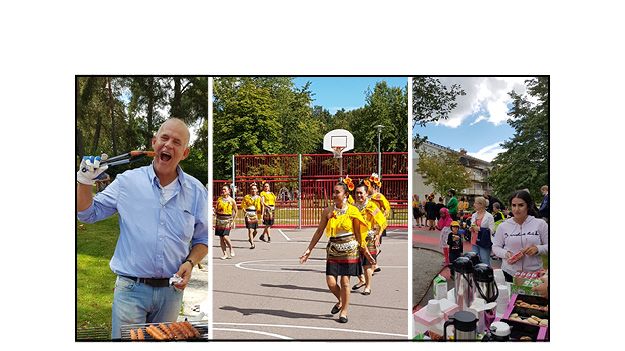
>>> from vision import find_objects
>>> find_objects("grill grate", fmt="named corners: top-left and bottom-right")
top-left (76, 327), bottom-right (112, 341)
top-left (120, 321), bottom-right (208, 341)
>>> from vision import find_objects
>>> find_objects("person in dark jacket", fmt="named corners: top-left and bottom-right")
top-left (484, 191), bottom-right (502, 214)
top-left (425, 195), bottom-right (438, 230)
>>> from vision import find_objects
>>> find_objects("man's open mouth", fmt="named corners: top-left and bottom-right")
top-left (160, 151), bottom-right (172, 162)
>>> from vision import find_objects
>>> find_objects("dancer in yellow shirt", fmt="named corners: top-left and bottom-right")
top-left (300, 177), bottom-right (376, 324)
top-left (241, 182), bottom-right (262, 249)
top-left (259, 182), bottom-right (277, 243)
top-left (215, 184), bottom-right (237, 259)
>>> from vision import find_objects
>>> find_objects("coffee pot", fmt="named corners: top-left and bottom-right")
top-left (443, 310), bottom-right (478, 341)
top-left (462, 251), bottom-right (481, 266)
top-left (474, 264), bottom-right (499, 303)
top-left (453, 256), bottom-right (475, 311)
top-left (482, 321), bottom-right (511, 341)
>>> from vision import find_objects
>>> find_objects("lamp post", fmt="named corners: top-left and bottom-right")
top-left (375, 125), bottom-right (385, 178)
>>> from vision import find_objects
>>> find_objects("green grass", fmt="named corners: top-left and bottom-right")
top-left (76, 215), bottom-right (119, 334)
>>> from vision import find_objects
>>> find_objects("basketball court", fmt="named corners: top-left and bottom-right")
top-left (212, 227), bottom-right (409, 340)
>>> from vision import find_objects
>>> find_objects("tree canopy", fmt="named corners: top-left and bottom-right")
top-left (412, 77), bottom-right (465, 149)
top-left (213, 77), bottom-right (407, 179)
top-left (416, 150), bottom-right (472, 197)
top-left (489, 77), bottom-right (549, 201)
top-left (76, 76), bottom-right (208, 185)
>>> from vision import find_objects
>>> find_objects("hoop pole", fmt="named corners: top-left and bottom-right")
top-left (232, 154), bottom-right (235, 194)
top-left (298, 153), bottom-right (302, 230)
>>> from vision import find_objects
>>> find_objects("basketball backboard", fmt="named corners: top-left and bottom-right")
top-left (323, 129), bottom-right (354, 155)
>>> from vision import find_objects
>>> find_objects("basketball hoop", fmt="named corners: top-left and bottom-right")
top-left (332, 146), bottom-right (346, 159)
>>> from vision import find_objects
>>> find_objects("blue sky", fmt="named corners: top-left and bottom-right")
top-left (413, 77), bottom-right (534, 162)
top-left (294, 77), bottom-right (407, 114)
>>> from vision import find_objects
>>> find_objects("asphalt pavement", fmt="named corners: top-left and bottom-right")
top-left (212, 227), bottom-right (410, 340)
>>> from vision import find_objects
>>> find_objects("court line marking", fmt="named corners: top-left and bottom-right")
top-left (213, 327), bottom-right (293, 340)
top-left (213, 322), bottom-right (408, 338)
top-left (232, 259), bottom-right (406, 273)
top-left (277, 229), bottom-right (291, 241)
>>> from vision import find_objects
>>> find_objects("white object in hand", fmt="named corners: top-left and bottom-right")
top-left (169, 273), bottom-right (183, 286)
top-left (77, 154), bottom-right (109, 185)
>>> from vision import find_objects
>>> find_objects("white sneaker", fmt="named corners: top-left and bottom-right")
top-left (230, 251), bottom-right (236, 257)
top-left (220, 255), bottom-right (228, 260)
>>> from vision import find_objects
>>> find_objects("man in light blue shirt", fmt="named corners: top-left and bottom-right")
top-left (77, 118), bottom-right (208, 339)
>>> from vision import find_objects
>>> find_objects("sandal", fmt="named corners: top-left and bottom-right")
top-left (331, 303), bottom-right (341, 314)
top-left (362, 288), bottom-right (371, 295)
top-left (339, 316), bottom-right (348, 323)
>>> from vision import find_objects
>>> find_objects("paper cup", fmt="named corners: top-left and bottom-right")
top-left (426, 299), bottom-right (441, 315)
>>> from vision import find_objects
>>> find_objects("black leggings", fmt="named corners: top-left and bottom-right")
top-left (503, 271), bottom-right (514, 283)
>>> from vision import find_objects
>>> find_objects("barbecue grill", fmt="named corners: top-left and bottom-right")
top-left (76, 320), bottom-right (208, 341)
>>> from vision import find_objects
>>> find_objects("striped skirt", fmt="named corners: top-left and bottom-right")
top-left (244, 209), bottom-right (259, 229)
top-left (263, 205), bottom-right (275, 226)
top-left (215, 214), bottom-right (233, 236)
top-left (361, 229), bottom-right (378, 266)
top-left (326, 233), bottom-right (362, 277)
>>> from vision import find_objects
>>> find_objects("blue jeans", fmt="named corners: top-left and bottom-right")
top-left (471, 245), bottom-right (491, 266)
top-left (111, 275), bottom-right (183, 339)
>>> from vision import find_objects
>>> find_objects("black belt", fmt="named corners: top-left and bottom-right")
top-left (119, 275), bottom-right (170, 288)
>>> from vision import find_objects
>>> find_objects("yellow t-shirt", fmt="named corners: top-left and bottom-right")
top-left (260, 191), bottom-right (276, 206)
top-left (325, 204), bottom-right (369, 249)
top-left (412, 200), bottom-right (418, 208)
top-left (216, 196), bottom-right (234, 215)
top-left (241, 194), bottom-right (261, 214)
top-left (371, 193), bottom-right (391, 218)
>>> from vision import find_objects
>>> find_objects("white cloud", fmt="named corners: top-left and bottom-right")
top-left (469, 115), bottom-right (488, 126)
top-left (435, 77), bottom-right (530, 128)
top-left (467, 141), bottom-right (507, 162)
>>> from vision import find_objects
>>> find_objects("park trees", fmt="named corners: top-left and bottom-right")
top-left (416, 149), bottom-right (472, 197)
top-left (412, 77), bottom-right (465, 149)
top-left (76, 76), bottom-right (208, 183)
top-left (489, 77), bottom-right (549, 201)
top-left (350, 81), bottom-right (408, 153)
top-left (213, 77), bottom-right (322, 180)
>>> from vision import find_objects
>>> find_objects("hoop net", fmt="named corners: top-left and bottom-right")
top-left (332, 146), bottom-right (345, 159)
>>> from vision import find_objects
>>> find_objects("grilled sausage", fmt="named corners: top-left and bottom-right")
top-left (146, 325), bottom-right (167, 340)
top-left (136, 328), bottom-right (145, 340)
top-left (169, 322), bottom-right (187, 340)
top-left (130, 329), bottom-right (137, 340)
top-left (182, 321), bottom-right (202, 338)
top-left (158, 323), bottom-right (175, 339)
top-left (175, 322), bottom-right (193, 338)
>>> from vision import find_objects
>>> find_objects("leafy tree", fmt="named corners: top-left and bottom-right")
top-left (416, 149), bottom-right (472, 197)
top-left (412, 77), bottom-right (465, 149)
top-left (351, 81), bottom-right (408, 153)
top-left (489, 77), bottom-right (549, 201)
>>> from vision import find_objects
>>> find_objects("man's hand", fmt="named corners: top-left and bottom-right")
top-left (174, 261), bottom-right (193, 290)
top-left (77, 155), bottom-right (109, 185)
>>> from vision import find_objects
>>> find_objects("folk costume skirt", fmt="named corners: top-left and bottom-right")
top-left (360, 229), bottom-right (378, 267)
top-left (263, 205), bottom-right (275, 226)
top-left (215, 214), bottom-right (233, 236)
top-left (326, 233), bottom-right (362, 277)
top-left (244, 209), bottom-right (259, 229)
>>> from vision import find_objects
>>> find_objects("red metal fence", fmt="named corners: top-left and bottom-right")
top-left (214, 152), bottom-right (408, 228)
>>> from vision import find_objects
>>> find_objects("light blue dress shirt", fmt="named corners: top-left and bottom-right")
top-left (78, 164), bottom-right (208, 278)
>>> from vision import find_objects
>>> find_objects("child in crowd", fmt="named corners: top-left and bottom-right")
top-left (447, 221), bottom-right (463, 275)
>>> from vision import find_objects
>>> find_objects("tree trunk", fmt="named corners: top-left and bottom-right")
top-left (107, 77), bottom-right (118, 155)
top-left (171, 77), bottom-right (182, 118)
top-left (145, 77), bottom-right (155, 150)
top-left (91, 79), bottom-right (104, 155)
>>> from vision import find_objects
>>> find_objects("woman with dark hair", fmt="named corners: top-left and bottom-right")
top-left (215, 184), bottom-right (237, 259)
top-left (259, 182), bottom-right (277, 243)
top-left (425, 194), bottom-right (437, 230)
top-left (241, 182), bottom-right (261, 249)
top-left (351, 180), bottom-right (387, 295)
top-left (300, 178), bottom-right (376, 323)
top-left (435, 197), bottom-right (445, 226)
top-left (492, 190), bottom-right (549, 282)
